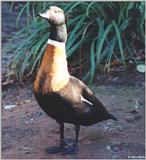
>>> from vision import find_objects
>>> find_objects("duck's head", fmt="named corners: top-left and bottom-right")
top-left (38, 6), bottom-right (65, 25)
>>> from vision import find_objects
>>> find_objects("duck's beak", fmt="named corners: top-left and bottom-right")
top-left (38, 11), bottom-right (50, 19)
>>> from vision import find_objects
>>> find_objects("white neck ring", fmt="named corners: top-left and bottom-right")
top-left (47, 39), bottom-right (65, 48)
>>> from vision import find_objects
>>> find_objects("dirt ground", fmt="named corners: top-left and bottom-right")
top-left (2, 74), bottom-right (145, 159)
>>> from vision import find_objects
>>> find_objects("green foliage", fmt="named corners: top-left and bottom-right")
top-left (4, 1), bottom-right (145, 82)
top-left (136, 64), bottom-right (145, 73)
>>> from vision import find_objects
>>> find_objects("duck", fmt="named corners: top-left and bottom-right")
top-left (34, 6), bottom-right (117, 154)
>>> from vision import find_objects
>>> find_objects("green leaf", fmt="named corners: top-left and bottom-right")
top-left (66, 1), bottom-right (83, 15)
top-left (86, 2), bottom-right (96, 17)
top-left (96, 23), bottom-right (113, 64)
top-left (126, 2), bottom-right (134, 18)
top-left (136, 64), bottom-right (145, 73)
top-left (10, 2), bottom-right (15, 14)
top-left (16, 4), bottom-right (27, 28)
top-left (67, 28), bottom-right (84, 51)
top-left (112, 20), bottom-right (126, 66)
top-left (67, 15), bottom-right (86, 44)
top-left (89, 40), bottom-right (96, 84)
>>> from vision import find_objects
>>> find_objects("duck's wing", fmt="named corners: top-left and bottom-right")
top-left (70, 76), bottom-right (104, 108)
top-left (70, 76), bottom-right (117, 121)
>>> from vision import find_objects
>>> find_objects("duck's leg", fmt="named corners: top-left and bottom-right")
top-left (62, 125), bottom-right (80, 154)
top-left (47, 122), bottom-right (66, 153)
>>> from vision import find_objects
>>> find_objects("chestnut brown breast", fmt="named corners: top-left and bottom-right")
top-left (34, 44), bottom-right (70, 94)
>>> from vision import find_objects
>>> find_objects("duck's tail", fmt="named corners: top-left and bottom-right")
top-left (107, 113), bottom-right (117, 121)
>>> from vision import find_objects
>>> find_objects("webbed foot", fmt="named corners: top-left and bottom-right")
top-left (46, 145), bottom-right (65, 154)
top-left (62, 143), bottom-right (78, 155)
top-left (46, 138), bottom-right (76, 154)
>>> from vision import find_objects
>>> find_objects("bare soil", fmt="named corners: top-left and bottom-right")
top-left (2, 77), bottom-right (145, 159)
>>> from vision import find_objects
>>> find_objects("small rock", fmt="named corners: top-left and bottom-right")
top-left (104, 122), bottom-right (116, 130)
top-left (131, 100), bottom-right (140, 114)
top-left (111, 145), bottom-right (120, 152)
top-left (30, 118), bottom-right (34, 121)
top-left (113, 77), bottom-right (118, 82)
top-left (19, 147), bottom-right (31, 154)
top-left (10, 115), bottom-right (14, 119)
top-left (134, 115), bottom-right (142, 121)
top-left (106, 145), bottom-right (111, 151)
top-left (107, 144), bottom-right (122, 153)
top-left (33, 111), bottom-right (45, 118)
top-left (24, 150), bottom-right (30, 154)
top-left (126, 115), bottom-right (134, 122)
top-left (117, 125), bottom-right (124, 132)
top-left (129, 109), bottom-right (138, 114)
top-left (23, 116), bottom-right (34, 125)
top-left (3, 104), bottom-right (16, 110)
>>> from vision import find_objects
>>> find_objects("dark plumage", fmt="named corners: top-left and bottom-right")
top-left (34, 6), bottom-right (117, 154)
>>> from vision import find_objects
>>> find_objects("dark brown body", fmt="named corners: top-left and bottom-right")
top-left (34, 76), bottom-right (112, 126)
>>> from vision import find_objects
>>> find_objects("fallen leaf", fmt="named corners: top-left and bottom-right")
top-left (16, 99), bottom-right (31, 105)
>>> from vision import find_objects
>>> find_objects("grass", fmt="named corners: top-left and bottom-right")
top-left (3, 1), bottom-right (145, 83)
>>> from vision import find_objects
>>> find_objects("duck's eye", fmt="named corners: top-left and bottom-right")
top-left (54, 10), bottom-right (58, 13)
